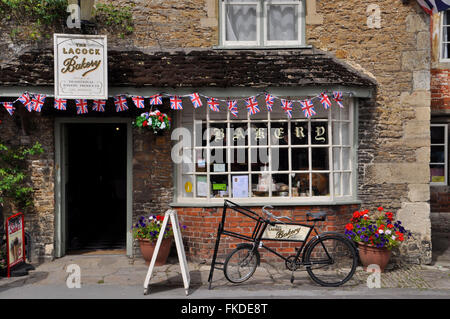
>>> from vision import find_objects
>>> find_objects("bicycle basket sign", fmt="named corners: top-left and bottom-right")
top-left (262, 224), bottom-right (310, 241)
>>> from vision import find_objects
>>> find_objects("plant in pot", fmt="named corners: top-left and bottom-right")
top-left (132, 214), bottom-right (184, 266)
top-left (344, 207), bottom-right (411, 272)
top-left (133, 110), bottom-right (171, 135)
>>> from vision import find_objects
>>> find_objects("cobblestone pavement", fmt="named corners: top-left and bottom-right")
top-left (0, 252), bottom-right (449, 297)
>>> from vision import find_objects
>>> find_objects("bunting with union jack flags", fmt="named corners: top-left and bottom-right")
top-left (227, 100), bottom-right (238, 117)
top-left (2, 102), bottom-right (15, 116)
top-left (300, 99), bottom-right (316, 119)
top-left (149, 94), bottom-right (163, 105)
top-left (265, 93), bottom-right (275, 112)
top-left (75, 99), bottom-right (88, 114)
top-left (416, 0), bottom-right (450, 14)
top-left (114, 95), bottom-right (129, 112)
top-left (92, 99), bottom-right (106, 112)
top-left (207, 97), bottom-right (220, 112)
top-left (189, 93), bottom-right (202, 109)
top-left (132, 96), bottom-right (145, 109)
top-left (280, 99), bottom-right (293, 118)
top-left (333, 91), bottom-right (344, 108)
top-left (246, 96), bottom-right (260, 115)
top-left (319, 92), bottom-right (332, 110)
top-left (17, 92), bottom-right (33, 112)
top-left (170, 96), bottom-right (183, 110)
top-left (30, 94), bottom-right (46, 112)
top-left (54, 98), bottom-right (67, 111)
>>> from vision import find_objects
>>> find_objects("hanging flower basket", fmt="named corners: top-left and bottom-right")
top-left (134, 110), bottom-right (171, 134)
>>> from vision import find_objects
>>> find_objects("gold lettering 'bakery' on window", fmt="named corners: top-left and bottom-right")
top-left (60, 45), bottom-right (102, 77)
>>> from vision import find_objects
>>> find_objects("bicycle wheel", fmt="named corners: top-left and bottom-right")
top-left (304, 235), bottom-right (357, 287)
top-left (223, 244), bottom-right (260, 284)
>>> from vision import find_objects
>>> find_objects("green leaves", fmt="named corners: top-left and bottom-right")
top-left (0, 141), bottom-right (44, 209)
top-left (94, 3), bottom-right (134, 38)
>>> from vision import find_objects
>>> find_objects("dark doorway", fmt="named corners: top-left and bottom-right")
top-left (66, 123), bottom-right (127, 252)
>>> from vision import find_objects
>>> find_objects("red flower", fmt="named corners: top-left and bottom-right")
top-left (378, 207), bottom-right (384, 211)
top-left (156, 215), bottom-right (164, 221)
top-left (387, 224), bottom-right (394, 229)
top-left (345, 223), bottom-right (354, 231)
top-left (379, 224), bottom-right (385, 230)
top-left (142, 120), bottom-right (148, 127)
top-left (385, 212), bottom-right (393, 221)
top-left (352, 211), bottom-right (361, 219)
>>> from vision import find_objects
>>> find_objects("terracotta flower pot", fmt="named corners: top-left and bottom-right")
top-left (357, 242), bottom-right (392, 272)
top-left (138, 238), bottom-right (172, 266)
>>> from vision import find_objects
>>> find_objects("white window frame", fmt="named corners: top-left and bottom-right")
top-left (220, 0), bottom-right (305, 48)
top-left (440, 10), bottom-right (450, 62)
top-left (175, 97), bottom-right (356, 205)
top-left (430, 124), bottom-right (448, 186)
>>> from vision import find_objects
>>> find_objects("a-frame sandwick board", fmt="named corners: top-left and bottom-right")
top-left (143, 209), bottom-right (190, 295)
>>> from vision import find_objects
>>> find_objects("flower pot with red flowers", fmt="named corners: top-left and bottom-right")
top-left (344, 207), bottom-right (411, 272)
top-left (133, 111), bottom-right (171, 135)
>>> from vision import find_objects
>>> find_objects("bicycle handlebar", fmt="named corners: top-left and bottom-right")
top-left (262, 205), bottom-right (293, 224)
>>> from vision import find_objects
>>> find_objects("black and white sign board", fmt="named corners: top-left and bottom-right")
top-left (143, 209), bottom-right (190, 295)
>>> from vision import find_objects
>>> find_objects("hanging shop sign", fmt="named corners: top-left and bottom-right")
top-left (5, 212), bottom-right (26, 277)
top-left (54, 34), bottom-right (108, 99)
top-left (262, 223), bottom-right (310, 242)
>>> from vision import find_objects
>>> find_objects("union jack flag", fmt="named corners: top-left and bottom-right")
top-left (300, 99), bottom-right (316, 118)
top-left (92, 99), bottom-right (106, 112)
top-left (76, 99), bottom-right (88, 114)
top-left (227, 100), bottom-right (238, 117)
top-left (280, 99), bottom-right (293, 118)
top-left (333, 91), bottom-right (344, 108)
top-left (30, 94), bottom-right (46, 112)
top-left (189, 93), bottom-right (203, 109)
top-left (114, 95), bottom-right (129, 112)
top-left (170, 96), bottom-right (183, 110)
top-left (265, 93), bottom-right (275, 112)
top-left (416, 0), bottom-right (450, 14)
top-left (3, 102), bottom-right (15, 116)
top-left (149, 94), bottom-right (163, 105)
top-left (207, 97), bottom-right (220, 112)
top-left (246, 96), bottom-right (260, 115)
top-left (17, 92), bottom-right (32, 112)
top-left (54, 98), bottom-right (67, 111)
top-left (132, 96), bottom-right (145, 109)
top-left (319, 92), bottom-right (332, 110)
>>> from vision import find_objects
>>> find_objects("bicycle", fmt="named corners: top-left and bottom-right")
top-left (211, 200), bottom-right (358, 287)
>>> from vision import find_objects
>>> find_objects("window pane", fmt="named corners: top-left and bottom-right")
top-left (250, 123), bottom-right (269, 146)
top-left (430, 164), bottom-right (446, 183)
top-left (231, 148), bottom-right (248, 171)
top-left (291, 122), bottom-right (308, 145)
top-left (230, 123), bottom-right (248, 146)
top-left (312, 173), bottom-right (329, 196)
top-left (342, 147), bottom-right (351, 170)
top-left (273, 174), bottom-right (289, 197)
top-left (332, 122), bottom-right (340, 145)
top-left (181, 174), bottom-right (194, 198)
top-left (231, 174), bottom-right (249, 198)
top-left (226, 4), bottom-right (257, 41)
top-left (195, 121), bottom-right (207, 147)
top-left (333, 147), bottom-right (341, 170)
top-left (311, 122), bottom-right (328, 145)
top-left (267, 5), bottom-right (298, 41)
top-left (431, 126), bottom-right (445, 144)
top-left (271, 147), bottom-right (289, 171)
top-left (210, 148), bottom-right (227, 171)
top-left (250, 147), bottom-right (270, 171)
top-left (292, 173), bottom-right (309, 197)
top-left (195, 149), bottom-right (207, 172)
top-left (341, 122), bottom-right (350, 145)
top-left (209, 124), bottom-right (227, 147)
top-left (252, 173), bottom-right (271, 197)
top-left (442, 27), bottom-right (450, 59)
top-left (292, 147), bottom-right (309, 171)
top-left (334, 173), bottom-right (341, 196)
top-left (342, 173), bottom-right (351, 196)
top-left (431, 146), bottom-right (445, 163)
top-left (196, 175), bottom-right (208, 197)
top-left (211, 174), bottom-right (229, 198)
top-left (271, 122), bottom-right (289, 146)
top-left (312, 147), bottom-right (329, 170)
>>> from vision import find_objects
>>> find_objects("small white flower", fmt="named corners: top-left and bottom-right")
top-left (160, 122), bottom-right (166, 129)
top-left (378, 229), bottom-right (384, 234)
top-left (385, 230), bottom-right (391, 235)
top-left (391, 235), bottom-right (396, 240)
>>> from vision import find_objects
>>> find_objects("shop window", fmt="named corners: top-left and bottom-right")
top-left (442, 10), bottom-right (450, 61)
top-left (221, 0), bottom-right (304, 47)
top-left (176, 94), bottom-right (355, 203)
top-left (430, 124), bottom-right (448, 185)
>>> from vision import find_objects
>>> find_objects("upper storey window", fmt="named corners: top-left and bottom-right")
top-left (442, 10), bottom-right (450, 60)
top-left (221, 0), bottom-right (305, 47)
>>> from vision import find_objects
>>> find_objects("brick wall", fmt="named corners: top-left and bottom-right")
top-left (175, 205), bottom-right (357, 263)
top-left (431, 69), bottom-right (450, 112)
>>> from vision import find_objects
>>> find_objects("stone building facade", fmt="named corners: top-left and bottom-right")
top-left (0, 0), bottom-right (433, 264)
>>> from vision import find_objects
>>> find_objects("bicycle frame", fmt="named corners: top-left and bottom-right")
top-left (207, 200), bottom-right (331, 289)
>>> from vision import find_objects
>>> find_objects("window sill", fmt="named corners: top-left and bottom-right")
top-left (213, 44), bottom-right (313, 50)
top-left (170, 199), bottom-right (361, 208)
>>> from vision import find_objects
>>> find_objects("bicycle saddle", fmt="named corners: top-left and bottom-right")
top-left (307, 211), bottom-right (327, 221)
